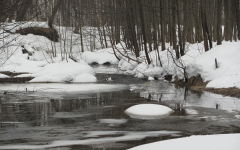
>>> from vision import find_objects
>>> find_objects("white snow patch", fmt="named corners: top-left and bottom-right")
top-left (82, 48), bottom-right (119, 65)
top-left (73, 73), bottom-right (97, 83)
top-left (185, 109), bottom-right (198, 115)
top-left (128, 133), bottom-right (240, 150)
top-left (124, 104), bottom-right (174, 119)
top-left (27, 63), bottom-right (95, 83)
top-left (0, 73), bottom-right (10, 78)
top-left (0, 131), bottom-right (180, 149)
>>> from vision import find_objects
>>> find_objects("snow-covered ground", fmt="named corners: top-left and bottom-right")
top-left (128, 133), bottom-right (240, 150)
top-left (117, 41), bottom-right (240, 89)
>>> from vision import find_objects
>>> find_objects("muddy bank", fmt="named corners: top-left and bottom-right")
top-left (175, 75), bottom-right (240, 99)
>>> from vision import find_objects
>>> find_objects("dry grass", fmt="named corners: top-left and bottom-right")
top-left (205, 87), bottom-right (240, 98)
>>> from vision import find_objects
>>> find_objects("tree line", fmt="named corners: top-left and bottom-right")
top-left (1, 0), bottom-right (240, 62)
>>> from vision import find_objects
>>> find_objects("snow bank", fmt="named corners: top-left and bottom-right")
top-left (81, 48), bottom-right (119, 65)
top-left (26, 63), bottom-right (96, 83)
top-left (0, 73), bottom-right (9, 78)
top-left (118, 41), bottom-right (240, 89)
top-left (124, 104), bottom-right (174, 119)
top-left (118, 42), bottom-right (203, 80)
top-left (128, 133), bottom-right (240, 150)
top-left (195, 42), bottom-right (240, 88)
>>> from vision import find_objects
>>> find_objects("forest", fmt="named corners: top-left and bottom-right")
top-left (1, 0), bottom-right (240, 63)
top-left (1, 1), bottom-right (240, 150)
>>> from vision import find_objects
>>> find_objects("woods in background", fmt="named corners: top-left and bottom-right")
top-left (1, 0), bottom-right (240, 59)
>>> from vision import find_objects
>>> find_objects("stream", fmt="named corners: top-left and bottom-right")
top-left (0, 65), bottom-right (240, 150)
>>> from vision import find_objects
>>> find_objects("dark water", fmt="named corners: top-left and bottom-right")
top-left (0, 78), bottom-right (240, 149)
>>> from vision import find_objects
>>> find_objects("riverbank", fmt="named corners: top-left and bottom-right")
top-left (1, 70), bottom-right (240, 99)
top-left (175, 75), bottom-right (240, 99)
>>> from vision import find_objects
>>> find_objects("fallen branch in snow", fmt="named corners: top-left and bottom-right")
top-left (113, 45), bottom-right (140, 64)
top-left (167, 47), bottom-right (188, 83)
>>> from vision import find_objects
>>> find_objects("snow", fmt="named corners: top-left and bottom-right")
top-left (0, 73), bottom-right (9, 78)
top-left (128, 133), bottom-right (240, 150)
top-left (124, 104), bottom-right (174, 119)
top-left (98, 119), bottom-right (128, 126)
top-left (117, 41), bottom-right (240, 89)
top-left (148, 76), bottom-right (155, 81)
top-left (2, 21), bottom-right (240, 88)
top-left (0, 83), bottom-right (129, 93)
top-left (0, 131), bottom-right (180, 150)
top-left (195, 42), bottom-right (240, 88)
top-left (74, 73), bottom-right (97, 83)
top-left (16, 63), bottom-right (96, 83)
top-left (82, 48), bottom-right (119, 65)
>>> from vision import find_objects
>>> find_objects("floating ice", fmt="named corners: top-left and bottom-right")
top-left (98, 119), bottom-right (127, 126)
top-left (124, 104), bottom-right (174, 119)
top-left (0, 130), bottom-right (180, 149)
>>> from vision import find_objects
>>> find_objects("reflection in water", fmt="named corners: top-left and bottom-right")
top-left (0, 81), bottom-right (240, 150)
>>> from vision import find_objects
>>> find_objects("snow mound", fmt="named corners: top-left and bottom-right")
top-left (28, 63), bottom-right (96, 83)
top-left (98, 119), bottom-right (128, 126)
top-left (195, 42), bottom-right (240, 88)
top-left (73, 73), bottom-right (97, 83)
top-left (124, 104), bottom-right (174, 119)
top-left (128, 133), bottom-right (240, 150)
top-left (81, 48), bottom-right (119, 65)
top-left (0, 73), bottom-right (9, 78)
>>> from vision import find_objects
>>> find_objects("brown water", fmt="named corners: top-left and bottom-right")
top-left (0, 77), bottom-right (240, 149)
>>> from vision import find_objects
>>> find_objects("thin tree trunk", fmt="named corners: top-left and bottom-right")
top-left (217, 0), bottom-right (222, 45)
top-left (139, 0), bottom-right (151, 65)
top-left (48, 0), bottom-right (62, 28)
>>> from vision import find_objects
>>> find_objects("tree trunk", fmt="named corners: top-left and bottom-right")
top-left (139, 0), bottom-right (151, 65)
top-left (160, 0), bottom-right (166, 51)
top-left (48, 0), bottom-right (62, 28)
top-left (217, 0), bottom-right (222, 45)
top-left (201, 0), bottom-right (209, 51)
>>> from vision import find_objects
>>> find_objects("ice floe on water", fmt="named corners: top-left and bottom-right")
top-left (0, 131), bottom-right (181, 149)
top-left (98, 119), bottom-right (128, 126)
top-left (124, 104), bottom-right (174, 119)
top-left (185, 109), bottom-right (198, 115)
